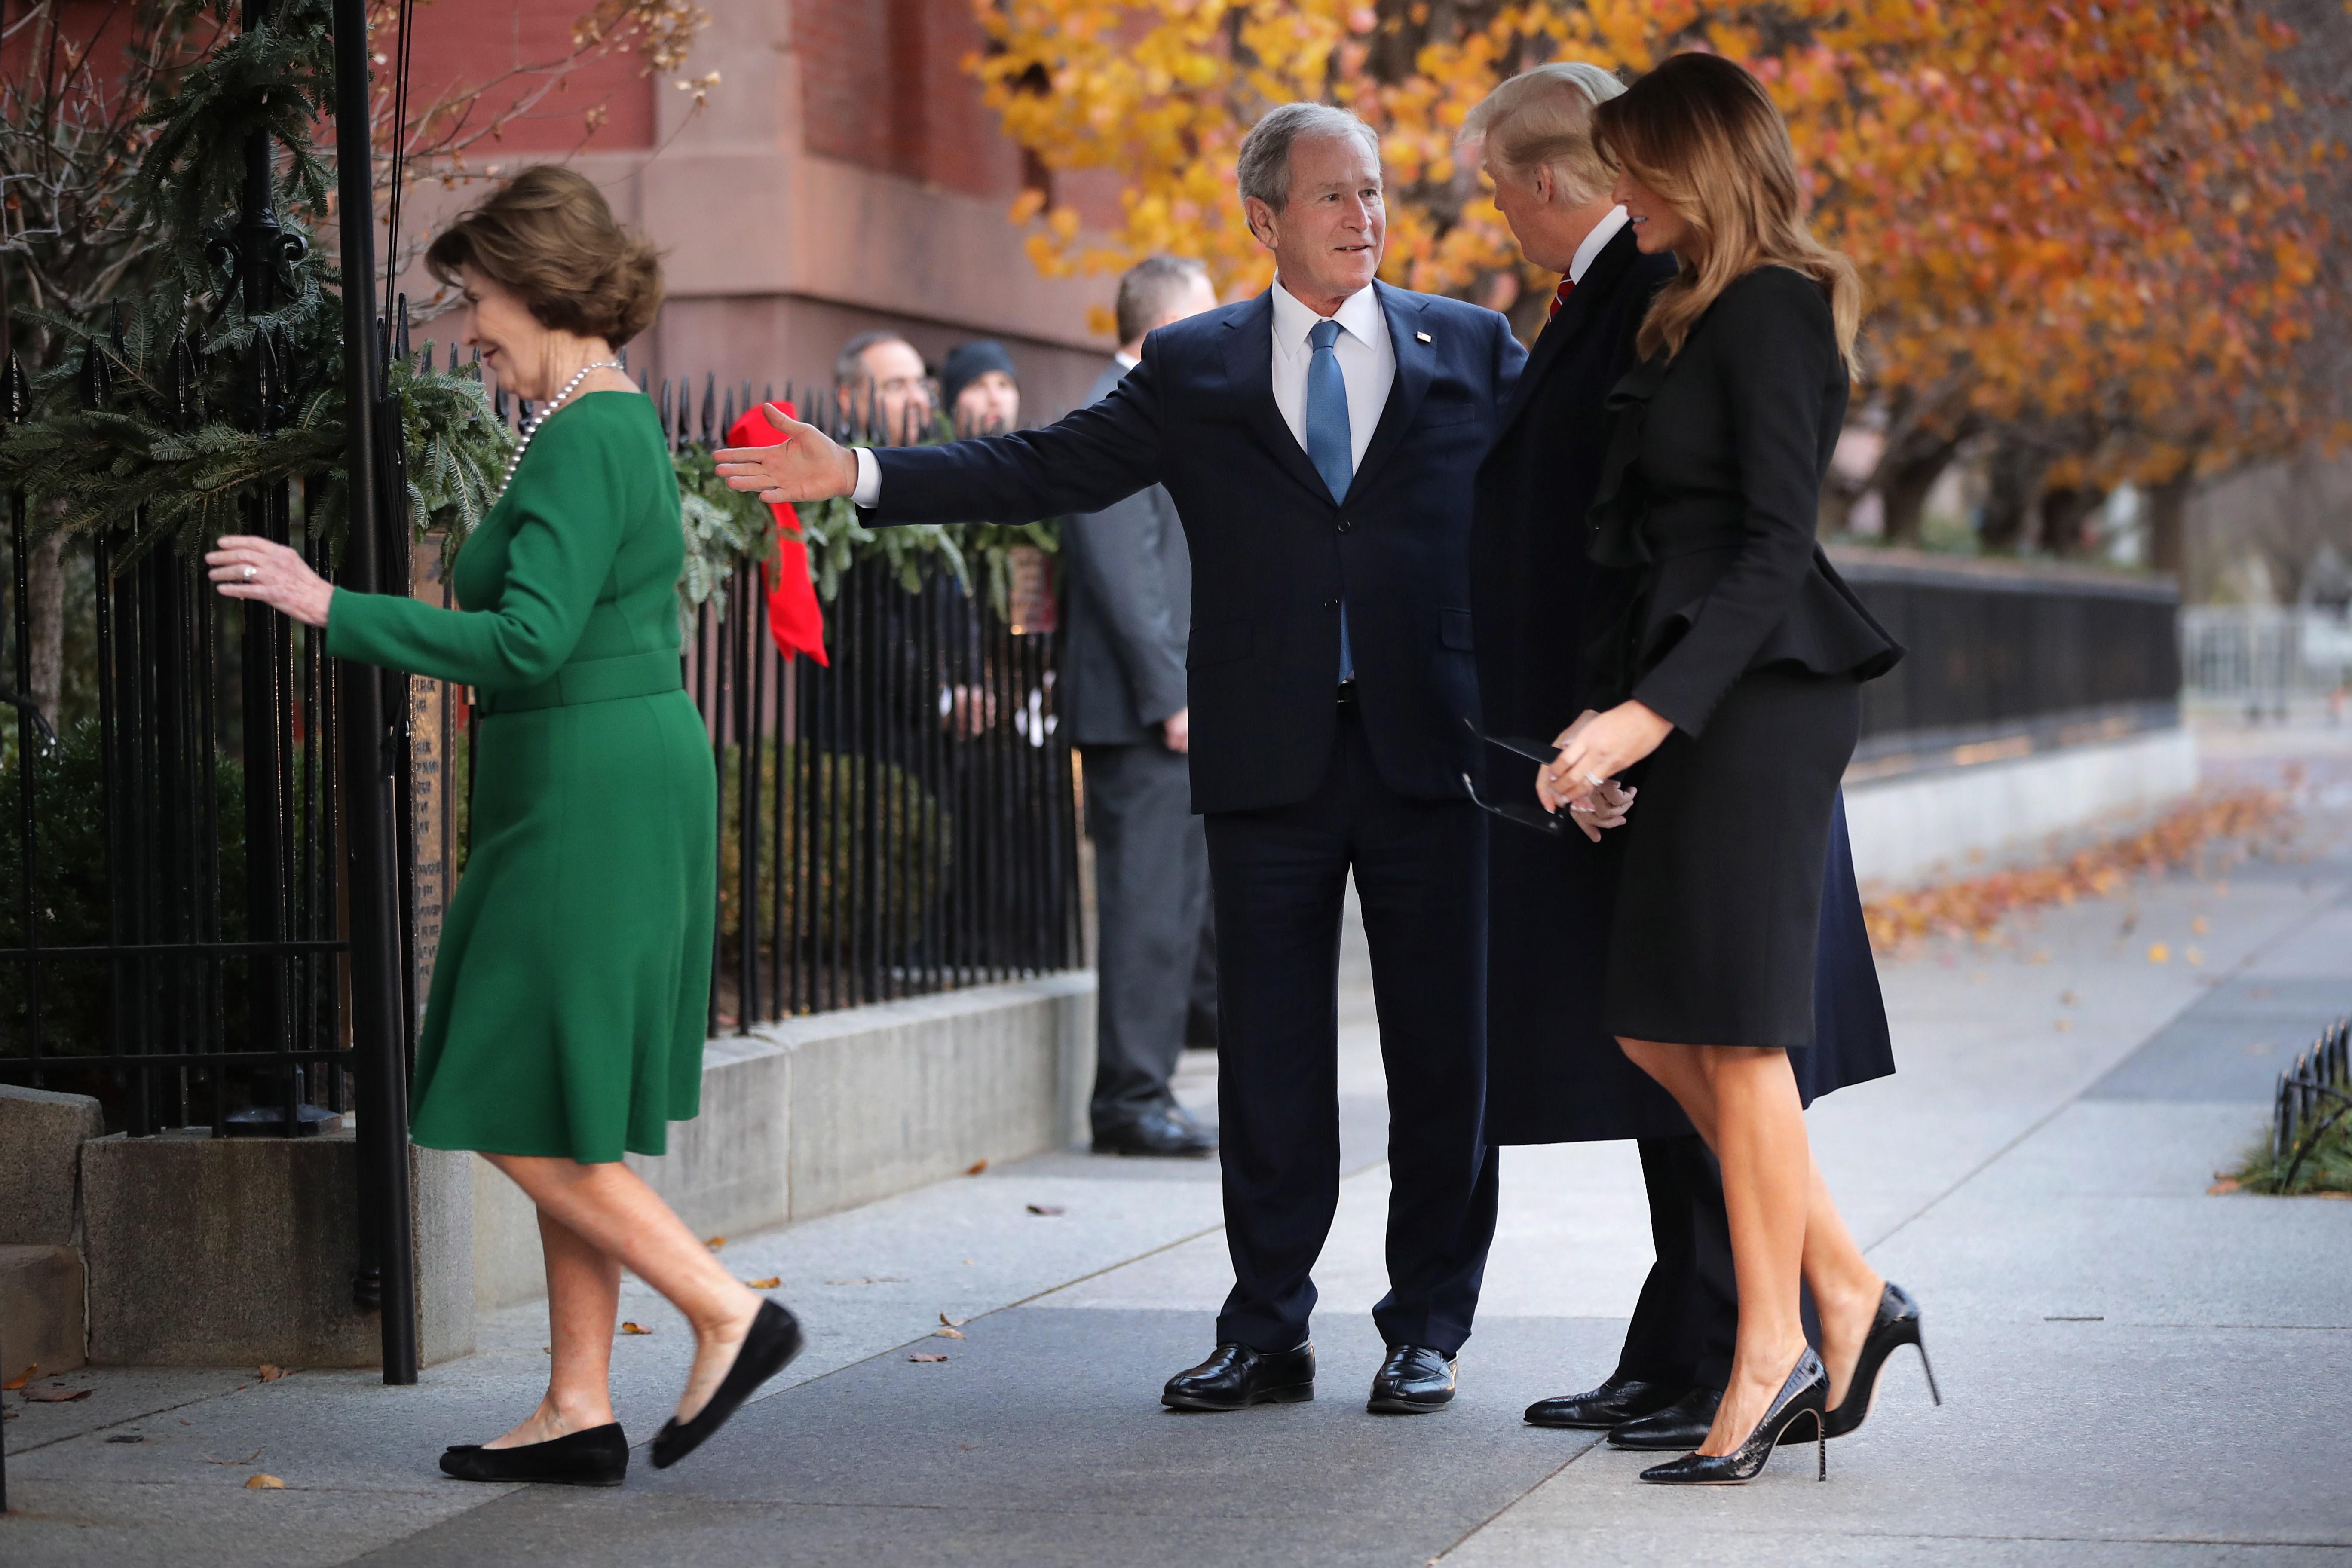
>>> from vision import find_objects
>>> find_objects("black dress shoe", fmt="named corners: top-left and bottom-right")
top-left (1639, 1348), bottom-right (1829, 1485)
top-left (1367, 1344), bottom-right (1457, 1415)
top-left (649, 1299), bottom-right (805, 1469)
top-left (1826, 1281), bottom-right (1940, 1438)
top-left (1606, 1387), bottom-right (1720, 1450)
top-left (1524, 1377), bottom-right (1682, 1430)
top-left (440, 1422), bottom-right (628, 1487)
top-left (1094, 1107), bottom-right (1216, 1157)
top-left (1162, 1341), bottom-right (1314, 1411)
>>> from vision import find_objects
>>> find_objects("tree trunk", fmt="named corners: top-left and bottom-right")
top-left (1980, 434), bottom-right (2049, 554)
top-left (1880, 435), bottom-right (1963, 547)
top-left (2145, 469), bottom-right (2193, 577)
top-left (25, 527), bottom-right (64, 726)
top-left (2039, 486), bottom-right (2107, 558)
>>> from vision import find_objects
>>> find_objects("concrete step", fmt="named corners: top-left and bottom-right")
top-left (0, 1243), bottom-right (86, 1376)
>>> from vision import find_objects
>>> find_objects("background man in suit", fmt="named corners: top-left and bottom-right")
top-left (1063, 257), bottom-right (1224, 1158)
top-left (1460, 63), bottom-right (1895, 1454)
top-left (718, 101), bottom-right (1528, 1417)
top-left (833, 331), bottom-right (934, 444)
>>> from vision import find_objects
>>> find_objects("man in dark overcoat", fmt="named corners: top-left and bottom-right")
top-left (1461, 62), bottom-right (1895, 1452)
top-left (721, 102), bottom-right (1530, 1416)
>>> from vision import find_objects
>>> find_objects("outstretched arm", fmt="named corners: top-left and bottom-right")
top-left (717, 357), bottom-right (1170, 526)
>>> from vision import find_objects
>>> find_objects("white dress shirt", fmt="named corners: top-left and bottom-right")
top-left (848, 280), bottom-right (1397, 507)
top-left (1569, 205), bottom-right (1630, 285)
top-left (1266, 277), bottom-right (1393, 478)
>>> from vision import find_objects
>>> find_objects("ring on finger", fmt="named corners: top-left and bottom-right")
top-left (242, 564), bottom-right (258, 580)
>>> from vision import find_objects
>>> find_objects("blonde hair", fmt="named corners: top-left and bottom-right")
top-left (1458, 61), bottom-right (1624, 206)
top-left (425, 166), bottom-right (664, 346)
top-left (1592, 53), bottom-right (1862, 374)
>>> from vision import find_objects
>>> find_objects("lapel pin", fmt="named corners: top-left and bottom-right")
top-left (1414, 331), bottom-right (1433, 343)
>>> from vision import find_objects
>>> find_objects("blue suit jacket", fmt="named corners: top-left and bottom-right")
top-left (871, 283), bottom-right (1528, 814)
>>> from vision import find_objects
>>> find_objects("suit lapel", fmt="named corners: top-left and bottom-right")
top-left (1221, 292), bottom-right (1332, 502)
top-left (1487, 227), bottom-right (1644, 454)
top-left (1345, 282), bottom-right (1432, 504)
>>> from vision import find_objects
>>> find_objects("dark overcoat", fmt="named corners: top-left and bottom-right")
top-left (1470, 227), bottom-right (1893, 1144)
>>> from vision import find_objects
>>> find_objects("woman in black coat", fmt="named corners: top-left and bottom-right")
top-left (1542, 54), bottom-right (1933, 1484)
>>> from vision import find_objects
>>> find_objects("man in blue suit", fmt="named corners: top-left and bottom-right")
top-left (719, 102), bottom-right (1527, 1416)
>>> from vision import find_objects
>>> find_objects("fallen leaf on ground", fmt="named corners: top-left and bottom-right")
top-left (744, 1277), bottom-right (781, 1290)
top-left (2060, 990), bottom-right (2078, 1005)
top-left (2148, 943), bottom-right (2171, 964)
top-left (907, 1352), bottom-right (949, 1363)
top-left (205, 1449), bottom-right (265, 1465)
top-left (2186, 947), bottom-right (2205, 966)
top-left (1863, 792), bottom-right (2288, 952)
top-left (24, 1385), bottom-right (92, 1402)
top-left (934, 1327), bottom-right (965, 1340)
top-left (2192, 916), bottom-right (2210, 934)
top-left (704, 1237), bottom-right (726, 1250)
top-left (256, 1365), bottom-right (288, 1383)
top-left (1025, 1203), bottom-right (1066, 1216)
top-left (2055, 1018), bottom-right (2072, 1031)
top-left (2, 1364), bottom-right (33, 1390)
top-left (965, 1158), bottom-right (989, 1176)
top-left (939, 1312), bottom-right (967, 1328)
top-left (619, 1321), bottom-right (652, 1335)
top-left (245, 1473), bottom-right (286, 1490)
top-left (2208, 1176), bottom-right (2242, 1194)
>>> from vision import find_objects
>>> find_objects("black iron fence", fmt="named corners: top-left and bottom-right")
top-left (0, 325), bottom-right (363, 1138)
top-left (1834, 550), bottom-right (2182, 769)
top-left (2271, 1020), bottom-right (2351, 1191)
top-left (404, 362), bottom-right (1084, 1036)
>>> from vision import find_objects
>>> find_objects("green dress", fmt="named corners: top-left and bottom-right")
top-left (326, 391), bottom-right (714, 1162)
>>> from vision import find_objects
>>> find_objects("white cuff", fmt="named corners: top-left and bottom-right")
top-left (851, 447), bottom-right (882, 509)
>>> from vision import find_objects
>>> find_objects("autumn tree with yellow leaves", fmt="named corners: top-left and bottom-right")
top-left (972, 1), bottom-right (2345, 562)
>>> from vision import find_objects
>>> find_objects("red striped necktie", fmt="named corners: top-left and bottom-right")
top-left (1547, 277), bottom-right (1575, 321)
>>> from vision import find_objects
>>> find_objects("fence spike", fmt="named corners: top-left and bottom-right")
top-left (616, 344), bottom-right (628, 372)
top-left (722, 386), bottom-right (736, 435)
top-left (168, 330), bottom-right (196, 433)
top-left (396, 294), bottom-right (411, 360)
top-left (2, 350), bottom-right (27, 423)
top-left (700, 371), bottom-right (716, 446)
top-left (741, 379), bottom-right (753, 421)
top-left (108, 300), bottom-right (126, 352)
top-left (659, 377), bottom-right (672, 438)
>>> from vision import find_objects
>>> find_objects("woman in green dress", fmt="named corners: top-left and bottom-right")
top-left (208, 167), bottom-right (799, 1485)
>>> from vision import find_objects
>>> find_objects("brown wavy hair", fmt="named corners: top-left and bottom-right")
top-left (425, 165), bottom-right (663, 346)
top-left (1592, 53), bottom-right (1861, 375)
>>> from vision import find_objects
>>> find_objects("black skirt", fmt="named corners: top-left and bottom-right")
top-left (1605, 668), bottom-right (1862, 1049)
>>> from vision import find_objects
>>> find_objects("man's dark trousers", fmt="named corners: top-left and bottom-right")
top-left (1614, 1136), bottom-right (1735, 1390)
top-left (1207, 703), bottom-right (1497, 1355)
top-left (1080, 739), bottom-right (1208, 1136)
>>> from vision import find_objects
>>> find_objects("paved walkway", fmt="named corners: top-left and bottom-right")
top-left (8, 719), bottom-right (2352, 1565)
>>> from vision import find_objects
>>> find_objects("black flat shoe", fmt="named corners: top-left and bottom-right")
top-left (1162, 1341), bottom-right (1315, 1411)
top-left (1826, 1281), bottom-right (1940, 1439)
top-left (1638, 1348), bottom-right (1828, 1485)
top-left (1526, 1377), bottom-right (1682, 1430)
top-left (1605, 1386), bottom-right (1720, 1449)
top-left (440, 1422), bottom-right (628, 1487)
top-left (649, 1299), bottom-right (805, 1470)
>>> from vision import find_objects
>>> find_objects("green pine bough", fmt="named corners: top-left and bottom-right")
top-left (0, 0), bottom-right (1055, 639)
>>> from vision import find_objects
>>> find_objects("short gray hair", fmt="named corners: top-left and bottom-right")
top-left (1236, 102), bottom-right (1382, 212)
top-left (834, 330), bottom-right (916, 387)
top-left (1457, 62), bottom-right (1623, 205)
top-left (1115, 255), bottom-right (1211, 345)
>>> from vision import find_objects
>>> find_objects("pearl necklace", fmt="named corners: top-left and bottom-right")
top-left (496, 359), bottom-right (623, 498)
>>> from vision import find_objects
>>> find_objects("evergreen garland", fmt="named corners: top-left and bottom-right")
top-left (0, 0), bottom-right (1057, 628)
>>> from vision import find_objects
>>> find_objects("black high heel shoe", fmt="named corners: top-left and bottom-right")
top-left (650, 1299), bottom-right (805, 1470)
top-left (1825, 1281), bottom-right (1940, 1439)
top-left (440, 1422), bottom-right (629, 1486)
top-left (1638, 1348), bottom-right (1828, 1485)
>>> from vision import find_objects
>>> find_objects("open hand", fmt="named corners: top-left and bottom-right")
top-left (714, 403), bottom-right (860, 505)
top-left (207, 535), bottom-right (334, 627)
top-left (1539, 702), bottom-right (1671, 816)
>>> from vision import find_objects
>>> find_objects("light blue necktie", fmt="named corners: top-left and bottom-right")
top-left (1305, 318), bottom-right (1355, 682)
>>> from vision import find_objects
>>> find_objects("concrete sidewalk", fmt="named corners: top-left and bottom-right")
top-left (7, 717), bottom-right (2352, 1565)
